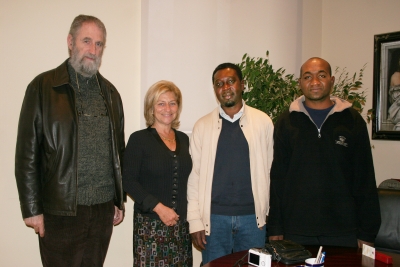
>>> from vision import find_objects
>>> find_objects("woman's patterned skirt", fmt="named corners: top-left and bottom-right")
top-left (133, 212), bottom-right (193, 267)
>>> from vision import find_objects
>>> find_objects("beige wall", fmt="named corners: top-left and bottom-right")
top-left (0, 0), bottom-right (140, 266)
top-left (141, 0), bottom-right (304, 133)
top-left (1, 0), bottom-right (399, 266)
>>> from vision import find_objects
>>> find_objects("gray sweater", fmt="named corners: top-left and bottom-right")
top-left (68, 63), bottom-right (114, 205)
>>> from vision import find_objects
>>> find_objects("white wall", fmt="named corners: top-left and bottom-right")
top-left (300, 0), bottom-right (322, 62)
top-left (141, 0), bottom-right (303, 132)
top-left (320, 0), bottom-right (400, 185)
top-left (0, 0), bottom-right (140, 266)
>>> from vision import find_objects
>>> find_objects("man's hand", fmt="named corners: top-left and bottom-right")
top-left (153, 203), bottom-right (179, 226)
top-left (113, 206), bottom-right (124, 226)
top-left (24, 214), bottom-right (45, 237)
top-left (358, 239), bottom-right (374, 248)
top-left (269, 235), bottom-right (284, 241)
top-left (191, 230), bottom-right (207, 250)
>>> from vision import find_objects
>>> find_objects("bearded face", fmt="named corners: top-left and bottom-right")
top-left (69, 43), bottom-right (102, 77)
top-left (68, 22), bottom-right (105, 77)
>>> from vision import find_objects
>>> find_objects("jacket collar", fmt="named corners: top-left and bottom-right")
top-left (289, 95), bottom-right (352, 114)
top-left (52, 59), bottom-right (70, 87)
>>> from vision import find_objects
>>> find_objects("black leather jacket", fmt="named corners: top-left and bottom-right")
top-left (15, 59), bottom-right (125, 218)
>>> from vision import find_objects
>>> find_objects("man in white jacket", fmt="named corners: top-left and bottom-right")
top-left (187, 63), bottom-right (274, 264)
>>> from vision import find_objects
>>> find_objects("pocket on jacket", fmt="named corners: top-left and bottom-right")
top-left (43, 149), bottom-right (60, 185)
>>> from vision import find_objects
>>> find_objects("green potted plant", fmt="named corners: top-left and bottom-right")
top-left (239, 51), bottom-right (373, 123)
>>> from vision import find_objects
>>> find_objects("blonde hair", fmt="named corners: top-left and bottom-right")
top-left (144, 80), bottom-right (182, 128)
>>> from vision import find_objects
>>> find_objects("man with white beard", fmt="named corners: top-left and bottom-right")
top-left (15, 15), bottom-right (125, 267)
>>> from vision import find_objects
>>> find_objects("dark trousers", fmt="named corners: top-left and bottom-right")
top-left (39, 200), bottom-right (115, 267)
top-left (284, 233), bottom-right (358, 248)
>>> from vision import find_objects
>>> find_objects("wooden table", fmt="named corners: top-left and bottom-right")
top-left (203, 246), bottom-right (400, 266)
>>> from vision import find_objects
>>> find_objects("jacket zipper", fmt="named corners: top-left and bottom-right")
top-left (308, 114), bottom-right (329, 138)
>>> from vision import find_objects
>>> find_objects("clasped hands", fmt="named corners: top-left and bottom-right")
top-left (153, 203), bottom-right (179, 226)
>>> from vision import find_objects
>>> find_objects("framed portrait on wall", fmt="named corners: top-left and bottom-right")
top-left (372, 31), bottom-right (400, 140)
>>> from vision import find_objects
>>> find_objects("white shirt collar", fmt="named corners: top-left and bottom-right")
top-left (219, 100), bottom-right (245, 122)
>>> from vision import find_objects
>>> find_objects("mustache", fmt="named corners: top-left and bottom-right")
top-left (222, 91), bottom-right (234, 96)
top-left (81, 53), bottom-right (98, 61)
top-left (222, 93), bottom-right (234, 98)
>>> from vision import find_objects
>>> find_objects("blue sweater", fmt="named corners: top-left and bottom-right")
top-left (211, 117), bottom-right (254, 215)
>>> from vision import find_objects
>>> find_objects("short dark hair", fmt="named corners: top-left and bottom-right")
top-left (300, 57), bottom-right (332, 77)
top-left (212, 63), bottom-right (243, 83)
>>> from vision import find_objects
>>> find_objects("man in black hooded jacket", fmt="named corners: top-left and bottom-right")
top-left (268, 57), bottom-right (380, 248)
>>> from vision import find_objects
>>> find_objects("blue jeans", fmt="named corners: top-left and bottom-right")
top-left (202, 214), bottom-right (266, 264)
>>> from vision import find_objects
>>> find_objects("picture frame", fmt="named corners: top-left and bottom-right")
top-left (372, 31), bottom-right (400, 140)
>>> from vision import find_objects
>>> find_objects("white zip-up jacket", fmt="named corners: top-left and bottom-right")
top-left (187, 104), bottom-right (274, 235)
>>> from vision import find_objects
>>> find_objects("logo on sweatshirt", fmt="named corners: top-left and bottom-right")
top-left (335, 136), bottom-right (348, 147)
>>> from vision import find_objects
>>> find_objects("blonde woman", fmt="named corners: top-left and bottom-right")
top-left (123, 80), bottom-right (192, 266)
